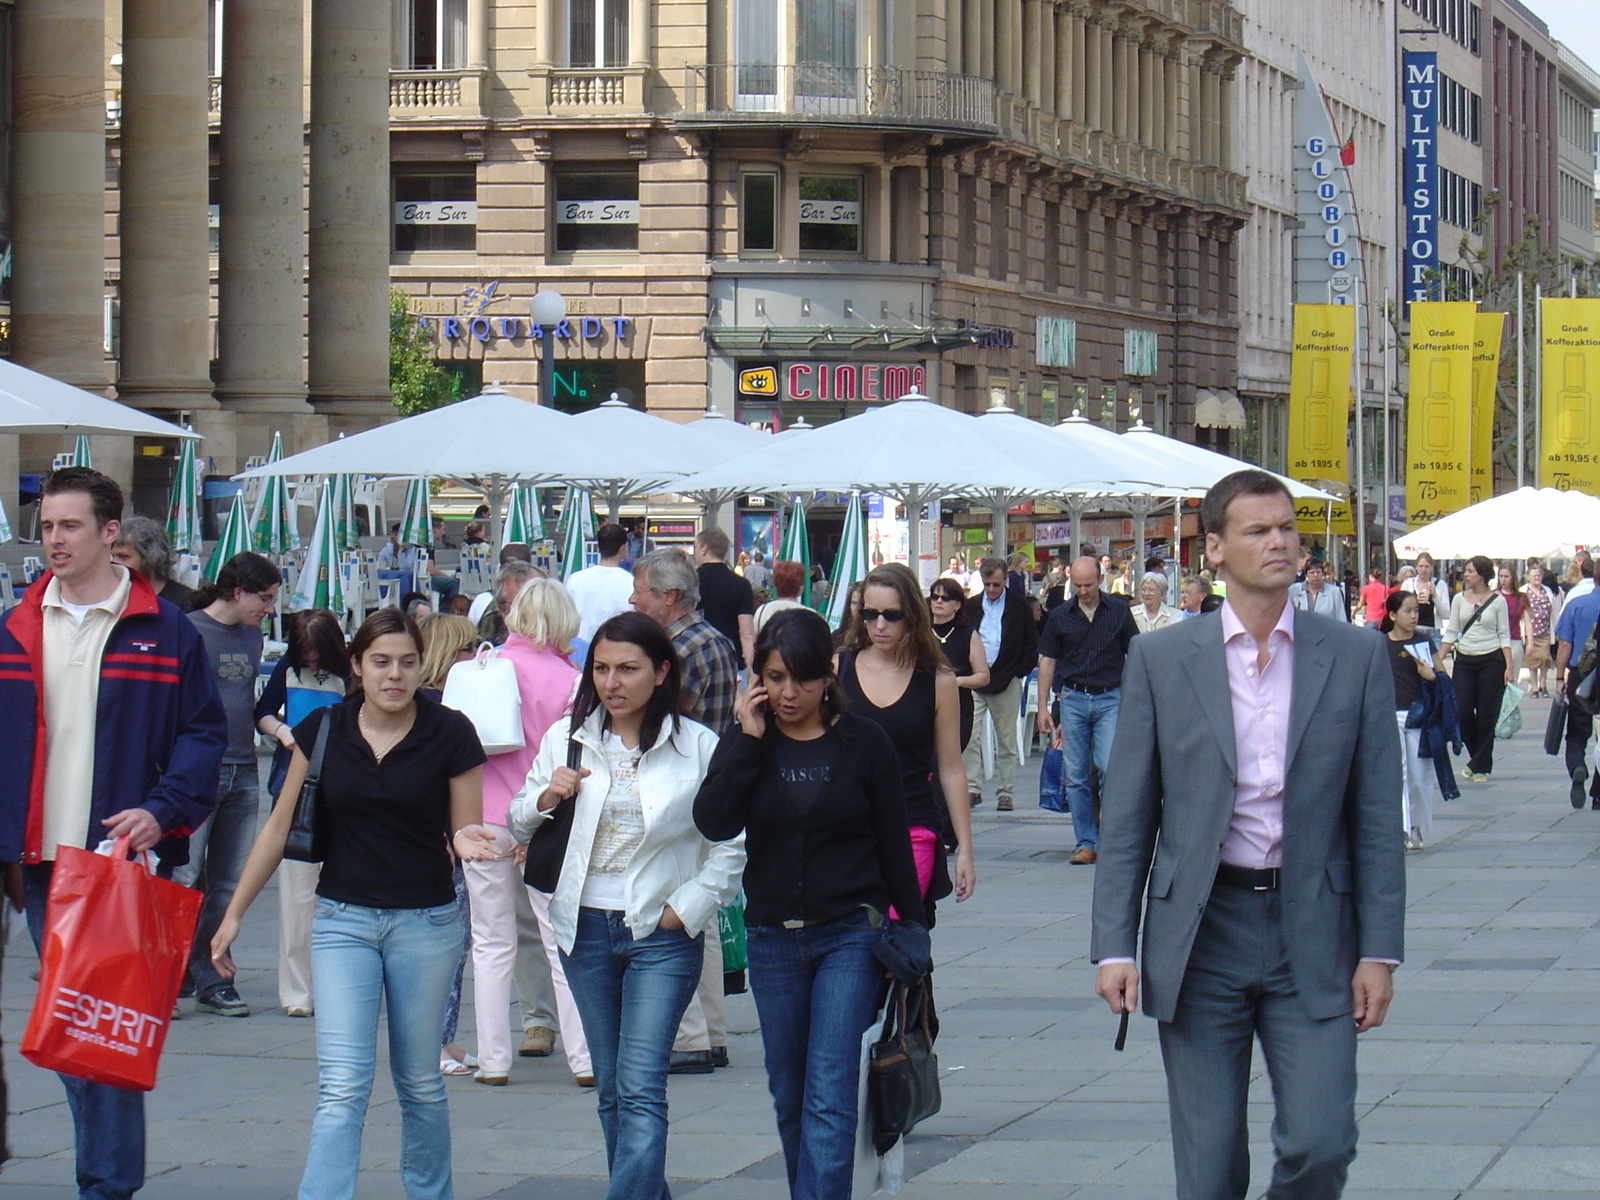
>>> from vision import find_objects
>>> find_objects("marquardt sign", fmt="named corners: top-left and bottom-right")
top-left (778, 362), bottom-right (926, 401)
top-left (1403, 50), bottom-right (1440, 306)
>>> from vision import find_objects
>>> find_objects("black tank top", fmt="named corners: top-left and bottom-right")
top-left (932, 620), bottom-right (975, 749)
top-left (838, 652), bottom-right (942, 829)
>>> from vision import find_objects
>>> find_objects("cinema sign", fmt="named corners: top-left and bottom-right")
top-left (775, 362), bottom-right (927, 401)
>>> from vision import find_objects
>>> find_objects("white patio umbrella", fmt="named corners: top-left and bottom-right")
top-left (72, 435), bottom-right (93, 468)
top-left (205, 492), bottom-right (253, 583)
top-left (330, 474), bottom-right (360, 551)
top-left (398, 478), bottom-right (432, 547)
top-left (250, 431), bottom-right (299, 555)
top-left (1394, 487), bottom-right (1600, 561)
top-left (165, 434), bottom-right (203, 555)
top-left (1120, 423), bottom-right (1337, 501)
top-left (0, 358), bottom-right (199, 439)
top-left (289, 481), bottom-right (345, 614)
top-left (503, 483), bottom-right (545, 547)
top-left (778, 501), bottom-right (812, 607)
top-left (824, 493), bottom-right (867, 629)
top-left (565, 399), bottom-right (725, 522)
top-left (677, 413), bottom-right (785, 521)
top-left (559, 488), bottom-right (596, 581)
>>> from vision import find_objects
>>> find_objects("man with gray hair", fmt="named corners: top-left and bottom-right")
top-left (629, 547), bottom-right (741, 1074)
top-left (962, 556), bottom-right (1038, 812)
top-left (476, 560), bottom-right (544, 646)
top-left (111, 514), bottom-right (196, 610)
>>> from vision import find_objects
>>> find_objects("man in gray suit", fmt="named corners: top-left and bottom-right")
top-left (1091, 470), bottom-right (1404, 1200)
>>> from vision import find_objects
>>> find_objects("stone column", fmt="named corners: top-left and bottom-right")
top-left (469, 0), bottom-right (490, 68)
top-left (308, 0), bottom-right (394, 421)
top-left (118, 0), bottom-right (216, 415)
top-left (966, 0), bottom-right (986, 81)
top-left (1021, 0), bottom-right (1040, 106)
top-left (1099, 24), bottom-right (1114, 136)
top-left (12, 0), bottom-right (107, 393)
top-left (1068, 14), bottom-right (1085, 121)
top-left (216, 0), bottom-right (309, 424)
top-left (1139, 44), bottom-right (1155, 147)
top-left (1038, 4), bottom-right (1055, 115)
top-left (1083, 20), bottom-right (1101, 129)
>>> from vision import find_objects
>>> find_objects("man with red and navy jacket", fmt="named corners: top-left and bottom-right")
top-left (0, 467), bottom-right (225, 1200)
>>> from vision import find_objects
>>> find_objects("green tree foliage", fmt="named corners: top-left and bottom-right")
top-left (389, 290), bottom-right (460, 416)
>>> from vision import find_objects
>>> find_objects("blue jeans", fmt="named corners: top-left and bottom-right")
top-left (23, 863), bottom-right (146, 1200)
top-left (746, 914), bottom-right (886, 1200)
top-left (1058, 687), bottom-right (1120, 851)
top-left (560, 907), bottom-right (705, 1200)
top-left (176, 760), bottom-right (260, 998)
top-left (302, 899), bottom-right (463, 1200)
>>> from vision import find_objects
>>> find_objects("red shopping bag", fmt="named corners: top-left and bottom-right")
top-left (21, 837), bottom-right (202, 1090)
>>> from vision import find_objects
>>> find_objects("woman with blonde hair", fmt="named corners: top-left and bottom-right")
top-left (838, 562), bottom-right (975, 910)
top-left (418, 613), bottom-right (480, 697)
top-left (467, 578), bottom-right (592, 1086)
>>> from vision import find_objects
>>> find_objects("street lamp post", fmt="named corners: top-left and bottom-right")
top-left (529, 289), bottom-right (568, 408)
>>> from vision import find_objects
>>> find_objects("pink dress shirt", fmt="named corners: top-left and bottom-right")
top-left (1219, 599), bottom-right (1294, 869)
top-left (480, 634), bottom-right (579, 828)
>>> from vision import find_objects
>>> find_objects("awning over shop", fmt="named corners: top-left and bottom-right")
top-left (704, 325), bottom-right (985, 355)
top-left (1193, 388), bottom-right (1247, 430)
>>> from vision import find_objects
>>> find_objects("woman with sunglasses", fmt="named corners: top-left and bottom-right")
top-left (695, 608), bottom-right (924, 1199)
top-left (839, 562), bottom-right (975, 909)
top-left (927, 580), bottom-right (989, 750)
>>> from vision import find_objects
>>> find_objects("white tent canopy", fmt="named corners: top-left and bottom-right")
top-left (0, 358), bottom-right (198, 438)
top-left (1119, 423), bottom-right (1338, 503)
top-left (1394, 487), bottom-right (1600, 560)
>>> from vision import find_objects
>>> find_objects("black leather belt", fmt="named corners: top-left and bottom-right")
top-left (1215, 863), bottom-right (1280, 891)
top-left (1061, 682), bottom-right (1115, 696)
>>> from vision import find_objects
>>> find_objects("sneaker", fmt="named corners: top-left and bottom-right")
top-left (519, 1026), bottom-right (555, 1058)
top-left (1573, 765), bottom-right (1589, 810)
top-left (996, 793), bottom-right (1014, 812)
top-left (195, 987), bottom-right (250, 1018)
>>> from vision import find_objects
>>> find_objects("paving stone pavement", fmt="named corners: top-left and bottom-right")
top-left (6, 701), bottom-right (1600, 1198)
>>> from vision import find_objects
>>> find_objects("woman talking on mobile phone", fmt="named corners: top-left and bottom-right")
top-left (211, 608), bottom-right (500, 1200)
top-left (695, 608), bottom-right (924, 1200)
top-left (510, 611), bottom-right (744, 1200)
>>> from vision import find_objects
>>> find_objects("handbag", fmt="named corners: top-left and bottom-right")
top-left (523, 729), bottom-right (583, 893)
top-left (283, 713), bottom-right (331, 863)
top-left (441, 642), bottom-right (525, 754)
top-left (869, 976), bottom-right (942, 1155)
top-left (21, 836), bottom-right (202, 1090)
top-left (1545, 689), bottom-right (1569, 756)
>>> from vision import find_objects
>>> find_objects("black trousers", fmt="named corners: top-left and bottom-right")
top-left (1565, 674), bottom-right (1598, 792)
top-left (1453, 651), bottom-right (1505, 775)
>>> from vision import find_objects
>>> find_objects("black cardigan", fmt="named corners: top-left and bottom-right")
top-left (694, 713), bottom-right (926, 928)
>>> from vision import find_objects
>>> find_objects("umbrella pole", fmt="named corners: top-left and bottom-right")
top-left (903, 486), bottom-right (923, 577)
top-left (485, 475), bottom-right (505, 548)
top-left (991, 492), bottom-right (1008, 563)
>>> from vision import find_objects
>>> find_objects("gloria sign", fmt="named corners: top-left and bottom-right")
top-left (1293, 51), bottom-right (1363, 307)
top-left (1402, 51), bottom-right (1440, 306)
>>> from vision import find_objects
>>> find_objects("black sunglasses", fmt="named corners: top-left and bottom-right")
top-left (928, 591), bottom-right (960, 603)
top-left (860, 607), bottom-right (906, 624)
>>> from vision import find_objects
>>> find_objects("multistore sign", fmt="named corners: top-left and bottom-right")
top-left (1402, 50), bottom-right (1440, 305)
top-left (774, 362), bottom-right (927, 401)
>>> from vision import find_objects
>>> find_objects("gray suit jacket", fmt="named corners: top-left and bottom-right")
top-left (1090, 608), bottom-right (1405, 1023)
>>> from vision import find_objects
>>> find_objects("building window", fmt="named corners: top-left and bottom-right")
top-left (399, 0), bottom-right (467, 70)
top-left (208, 171), bottom-right (220, 255)
top-left (1439, 167), bottom-right (1481, 231)
top-left (568, 0), bottom-right (629, 68)
top-left (553, 166), bottom-right (639, 253)
top-left (1041, 381), bottom-right (1059, 425)
top-left (741, 169), bottom-right (779, 254)
top-left (1401, 0), bottom-right (1480, 55)
top-left (1439, 74), bottom-right (1481, 145)
top-left (798, 174), bottom-right (862, 254)
top-left (209, 0), bottom-right (224, 76)
top-left (393, 168), bottom-right (477, 253)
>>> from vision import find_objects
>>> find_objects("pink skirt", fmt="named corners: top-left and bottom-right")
top-left (889, 826), bottom-right (941, 920)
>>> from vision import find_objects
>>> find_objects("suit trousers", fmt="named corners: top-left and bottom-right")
top-left (961, 679), bottom-right (1023, 799)
top-left (1157, 882), bottom-right (1357, 1200)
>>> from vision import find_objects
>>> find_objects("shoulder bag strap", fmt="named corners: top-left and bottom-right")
top-left (1455, 596), bottom-right (1493, 642)
top-left (304, 711), bottom-right (332, 786)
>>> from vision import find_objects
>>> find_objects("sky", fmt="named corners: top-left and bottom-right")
top-left (1530, 0), bottom-right (1600, 77)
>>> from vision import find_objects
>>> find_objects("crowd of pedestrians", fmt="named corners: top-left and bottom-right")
top-left (11, 463), bottom-right (1600, 1200)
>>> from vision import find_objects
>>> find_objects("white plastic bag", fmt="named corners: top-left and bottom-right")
top-left (853, 1002), bottom-right (902, 1195)
top-left (441, 642), bottom-right (525, 754)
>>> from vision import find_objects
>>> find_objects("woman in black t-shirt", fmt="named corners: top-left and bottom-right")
top-left (696, 609), bottom-right (925, 1200)
top-left (212, 608), bottom-right (498, 1200)
top-left (1382, 591), bottom-right (1445, 851)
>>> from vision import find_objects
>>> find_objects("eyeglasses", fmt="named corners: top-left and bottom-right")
top-left (860, 607), bottom-right (906, 624)
top-left (928, 592), bottom-right (960, 603)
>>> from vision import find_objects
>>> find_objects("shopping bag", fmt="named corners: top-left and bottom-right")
top-left (717, 896), bottom-right (747, 973)
top-left (1495, 682), bottom-right (1525, 740)
top-left (21, 837), bottom-right (201, 1091)
top-left (853, 1002), bottom-right (906, 1195)
top-left (1037, 745), bottom-right (1067, 813)
top-left (1545, 690), bottom-right (1569, 756)
top-left (441, 642), bottom-right (525, 754)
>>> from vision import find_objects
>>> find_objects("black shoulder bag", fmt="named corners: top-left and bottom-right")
top-left (870, 975), bottom-right (942, 1154)
top-left (523, 728), bottom-right (584, 893)
top-left (282, 715), bottom-right (331, 863)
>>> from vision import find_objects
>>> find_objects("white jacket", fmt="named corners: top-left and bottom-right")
top-left (509, 710), bottom-right (746, 955)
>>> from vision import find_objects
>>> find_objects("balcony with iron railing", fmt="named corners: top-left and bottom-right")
top-left (678, 64), bottom-right (999, 134)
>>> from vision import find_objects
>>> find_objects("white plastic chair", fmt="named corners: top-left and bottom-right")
top-left (0, 563), bottom-right (16, 609)
top-left (1017, 669), bottom-right (1040, 761)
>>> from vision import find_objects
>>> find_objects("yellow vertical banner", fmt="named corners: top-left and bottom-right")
top-left (1539, 298), bottom-right (1600, 493)
top-left (1405, 302), bottom-right (1475, 524)
top-left (1470, 312), bottom-right (1504, 505)
top-left (1287, 305), bottom-right (1355, 535)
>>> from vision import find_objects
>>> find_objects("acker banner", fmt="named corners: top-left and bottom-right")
top-left (1540, 298), bottom-right (1600, 493)
top-left (1287, 305), bottom-right (1355, 534)
top-left (1470, 312), bottom-right (1504, 504)
top-left (1405, 302), bottom-right (1475, 524)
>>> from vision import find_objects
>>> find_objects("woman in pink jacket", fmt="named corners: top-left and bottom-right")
top-left (466, 578), bottom-right (588, 1084)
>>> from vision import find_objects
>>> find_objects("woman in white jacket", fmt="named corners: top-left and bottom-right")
top-left (510, 611), bottom-right (744, 1200)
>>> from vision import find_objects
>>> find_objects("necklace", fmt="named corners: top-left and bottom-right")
top-left (932, 621), bottom-right (955, 645)
top-left (359, 703), bottom-right (416, 763)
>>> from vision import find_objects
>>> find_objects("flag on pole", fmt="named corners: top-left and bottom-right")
top-left (398, 478), bottom-right (432, 547)
top-left (289, 481), bottom-right (345, 613)
top-left (559, 488), bottom-right (595, 581)
top-left (205, 492), bottom-right (253, 582)
top-left (504, 484), bottom-right (545, 547)
top-left (824, 492), bottom-right (867, 629)
top-left (166, 434), bottom-right (202, 554)
top-left (72, 436), bottom-right (92, 468)
top-left (250, 432), bottom-right (300, 555)
top-left (779, 499), bottom-right (811, 607)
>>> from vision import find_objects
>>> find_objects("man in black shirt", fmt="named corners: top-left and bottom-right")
top-left (694, 527), bottom-right (755, 667)
top-left (1036, 556), bottom-right (1139, 864)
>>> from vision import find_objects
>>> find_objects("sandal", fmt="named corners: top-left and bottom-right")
top-left (440, 1052), bottom-right (478, 1076)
